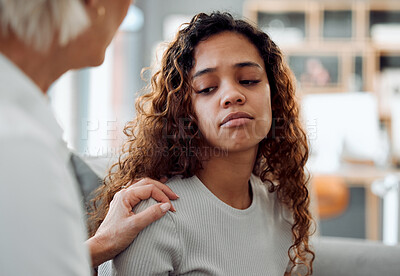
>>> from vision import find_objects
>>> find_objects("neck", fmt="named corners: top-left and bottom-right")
top-left (0, 34), bottom-right (69, 93)
top-left (196, 147), bottom-right (258, 209)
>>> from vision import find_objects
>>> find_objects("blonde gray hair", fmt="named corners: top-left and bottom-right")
top-left (0, 0), bottom-right (90, 51)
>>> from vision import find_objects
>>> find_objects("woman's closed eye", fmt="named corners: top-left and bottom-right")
top-left (239, 80), bottom-right (261, 86)
top-left (197, 86), bottom-right (217, 94)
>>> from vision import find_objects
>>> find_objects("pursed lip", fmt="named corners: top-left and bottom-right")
top-left (220, 111), bottom-right (254, 126)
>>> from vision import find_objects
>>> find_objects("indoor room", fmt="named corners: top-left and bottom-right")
top-left (2, 0), bottom-right (400, 275)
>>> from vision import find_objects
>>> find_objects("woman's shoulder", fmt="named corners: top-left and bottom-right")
top-left (250, 174), bottom-right (274, 197)
top-left (164, 175), bottom-right (202, 196)
top-left (250, 174), bottom-right (293, 223)
top-left (133, 175), bottom-right (201, 214)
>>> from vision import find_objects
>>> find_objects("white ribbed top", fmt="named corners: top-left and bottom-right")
top-left (99, 174), bottom-right (294, 276)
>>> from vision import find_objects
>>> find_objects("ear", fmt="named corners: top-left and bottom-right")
top-left (83, 0), bottom-right (99, 7)
top-left (82, 0), bottom-right (100, 19)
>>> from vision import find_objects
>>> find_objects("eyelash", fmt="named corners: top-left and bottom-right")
top-left (239, 80), bottom-right (261, 85)
top-left (196, 80), bottom-right (261, 94)
top-left (197, 87), bottom-right (216, 94)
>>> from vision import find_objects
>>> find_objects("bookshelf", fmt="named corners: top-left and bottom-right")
top-left (243, 0), bottom-right (400, 97)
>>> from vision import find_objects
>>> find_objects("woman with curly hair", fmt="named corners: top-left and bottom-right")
top-left (92, 11), bottom-right (314, 276)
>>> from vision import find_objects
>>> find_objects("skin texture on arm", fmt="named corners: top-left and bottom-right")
top-left (86, 178), bottom-right (178, 267)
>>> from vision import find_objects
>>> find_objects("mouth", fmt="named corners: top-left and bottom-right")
top-left (220, 112), bottom-right (254, 127)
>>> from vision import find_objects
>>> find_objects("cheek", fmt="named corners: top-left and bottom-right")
top-left (196, 111), bottom-right (214, 138)
top-left (193, 99), bottom-right (205, 132)
top-left (256, 89), bottom-right (272, 116)
top-left (193, 100), bottom-right (216, 139)
top-left (255, 95), bottom-right (273, 138)
top-left (256, 113), bottom-right (272, 139)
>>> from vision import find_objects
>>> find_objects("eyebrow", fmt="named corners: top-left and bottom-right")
top-left (192, 61), bottom-right (263, 79)
top-left (192, 68), bottom-right (216, 79)
top-left (234, 62), bottom-right (263, 69)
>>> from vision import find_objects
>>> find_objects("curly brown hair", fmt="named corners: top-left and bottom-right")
top-left (90, 12), bottom-right (314, 275)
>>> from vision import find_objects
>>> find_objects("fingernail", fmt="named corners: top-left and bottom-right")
top-left (171, 205), bottom-right (177, 212)
top-left (160, 203), bottom-right (171, 213)
top-left (175, 193), bottom-right (180, 198)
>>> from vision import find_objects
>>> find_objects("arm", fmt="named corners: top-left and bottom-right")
top-left (98, 199), bottom-right (181, 276)
top-left (87, 178), bottom-right (178, 267)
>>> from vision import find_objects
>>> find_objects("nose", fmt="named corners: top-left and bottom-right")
top-left (220, 83), bottom-right (246, 108)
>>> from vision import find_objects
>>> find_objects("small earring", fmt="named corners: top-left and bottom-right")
top-left (97, 6), bottom-right (106, 17)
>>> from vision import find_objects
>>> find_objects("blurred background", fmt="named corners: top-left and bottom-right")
top-left (48, 0), bottom-right (400, 245)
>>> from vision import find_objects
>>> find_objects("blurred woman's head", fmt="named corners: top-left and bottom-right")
top-left (0, 0), bottom-right (89, 51)
top-left (0, 0), bottom-right (132, 67)
top-left (91, 12), bottom-right (314, 274)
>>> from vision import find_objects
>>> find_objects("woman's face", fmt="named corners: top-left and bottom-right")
top-left (190, 31), bottom-right (272, 154)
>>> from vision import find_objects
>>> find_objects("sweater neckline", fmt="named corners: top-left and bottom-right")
top-left (191, 174), bottom-right (258, 215)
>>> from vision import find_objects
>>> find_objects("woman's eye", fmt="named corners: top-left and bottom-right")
top-left (240, 80), bottom-right (261, 85)
top-left (197, 87), bottom-right (216, 94)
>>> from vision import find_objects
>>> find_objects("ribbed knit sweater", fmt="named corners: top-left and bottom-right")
top-left (99, 174), bottom-right (294, 276)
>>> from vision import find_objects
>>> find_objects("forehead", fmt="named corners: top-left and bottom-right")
top-left (192, 31), bottom-right (265, 71)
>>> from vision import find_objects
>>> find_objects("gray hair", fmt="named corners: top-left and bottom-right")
top-left (0, 0), bottom-right (90, 51)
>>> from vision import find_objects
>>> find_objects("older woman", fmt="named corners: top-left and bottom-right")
top-left (0, 0), bottom-right (177, 275)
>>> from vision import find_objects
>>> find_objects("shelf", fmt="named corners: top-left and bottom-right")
top-left (323, 10), bottom-right (353, 39)
top-left (257, 11), bottom-right (306, 44)
top-left (243, 0), bottom-right (399, 95)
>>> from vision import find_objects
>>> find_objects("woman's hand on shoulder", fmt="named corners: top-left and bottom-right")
top-left (86, 178), bottom-right (178, 267)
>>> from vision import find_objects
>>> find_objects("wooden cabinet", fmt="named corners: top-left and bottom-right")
top-left (243, 0), bottom-right (400, 99)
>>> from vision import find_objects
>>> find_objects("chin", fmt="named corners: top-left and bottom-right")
top-left (83, 45), bottom-right (107, 67)
top-left (89, 51), bottom-right (106, 67)
top-left (70, 51), bottom-right (106, 70)
top-left (208, 140), bottom-right (260, 155)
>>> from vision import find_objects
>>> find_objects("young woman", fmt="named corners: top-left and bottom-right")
top-left (92, 12), bottom-right (315, 275)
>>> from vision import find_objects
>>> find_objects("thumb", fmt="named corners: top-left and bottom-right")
top-left (132, 202), bottom-right (170, 231)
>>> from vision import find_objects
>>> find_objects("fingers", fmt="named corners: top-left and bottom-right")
top-left (118, 184), bottom-right (176, 212)
top-left (128, 178), bottom-right (179, 200)
top-left (131, 202), bottom-right (171, 231)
